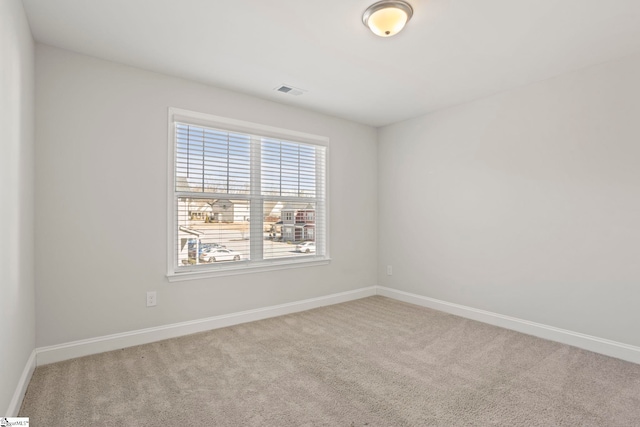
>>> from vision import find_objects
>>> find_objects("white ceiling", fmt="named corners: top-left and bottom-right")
top-left (22, 0), bottom-right (640, 127)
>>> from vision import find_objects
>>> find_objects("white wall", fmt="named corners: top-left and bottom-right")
top-left (35, 45), bottom-right (378, 347)
top-left (378, 53), bottom-right (640, 347)
top-left (0, 0), bottom-right (36, 414)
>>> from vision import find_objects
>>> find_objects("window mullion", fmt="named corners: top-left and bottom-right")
top-left (226, 133), bottom-right (230, 193)
top-left (200, 127), bottom-right (205, 193)
top-left (298, 145), bottom-right (301, 197)
top-left (250, 137), bottom-right (263, 261)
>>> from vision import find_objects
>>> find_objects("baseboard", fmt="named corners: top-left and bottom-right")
top-left (36, 286), bottom-right (377, 366)
top-left (6, 349), bottom-right (36, 417)
top-left (377, 286), bottom-right (640, 364)
top-left (34, 285), bottom-right (640, 367)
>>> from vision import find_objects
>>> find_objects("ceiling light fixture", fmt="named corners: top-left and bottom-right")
top-left (362, 0), bottom-right (413, 37)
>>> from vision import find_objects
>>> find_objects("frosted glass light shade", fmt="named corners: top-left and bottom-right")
top-left (362, 1), bottom-right (413, 37)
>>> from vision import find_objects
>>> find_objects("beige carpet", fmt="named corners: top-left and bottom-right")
top-left (20, 296), bottom-right (640, 426)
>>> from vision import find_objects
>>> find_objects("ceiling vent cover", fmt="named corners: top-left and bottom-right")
top-left (274, 84), bottom-right (306, 96)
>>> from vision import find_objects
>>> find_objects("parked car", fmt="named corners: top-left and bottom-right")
top-left (188, 241), bottom-right (226, 259)
top-left (199, 248), bottom-right (242, 263)
top-left (295, 242), bottom-right (316, 253)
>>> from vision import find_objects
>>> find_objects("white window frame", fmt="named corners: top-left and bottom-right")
top-left (166, 108), bottom-right (330, 281)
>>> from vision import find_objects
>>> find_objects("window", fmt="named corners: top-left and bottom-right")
top-left (167, 108), bottom-right (329, 280)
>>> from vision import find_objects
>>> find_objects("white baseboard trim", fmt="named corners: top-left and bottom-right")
top-left (377, 286), bottom-right (640, 364)
top-left (6, 349), bottom-right (36, 417)
top-left (34, 285), bottom-right (640, 367)
top-left (36, 286), bottom-right (377, 366)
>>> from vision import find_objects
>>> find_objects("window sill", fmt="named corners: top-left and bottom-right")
top-left (167, 257), bottom-right (331, 282)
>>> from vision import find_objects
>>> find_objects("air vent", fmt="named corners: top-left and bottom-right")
top-left (274, 84), bottom-right (306, 96)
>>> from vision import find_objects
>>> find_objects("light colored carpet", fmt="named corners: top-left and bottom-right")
top-left (20, 296), bottom-right (640, 426)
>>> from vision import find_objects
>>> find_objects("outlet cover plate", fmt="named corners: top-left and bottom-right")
top-left (146, 291), bottom-right (157, 307)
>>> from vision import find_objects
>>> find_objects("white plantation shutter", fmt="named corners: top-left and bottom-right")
top-left (168, 108), bottom-right (328, 279)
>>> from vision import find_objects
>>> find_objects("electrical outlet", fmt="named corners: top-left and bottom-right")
top-left (387, 265), bottom-right (393, 276)
top-left (146, 291), bottom-right (157, 307)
